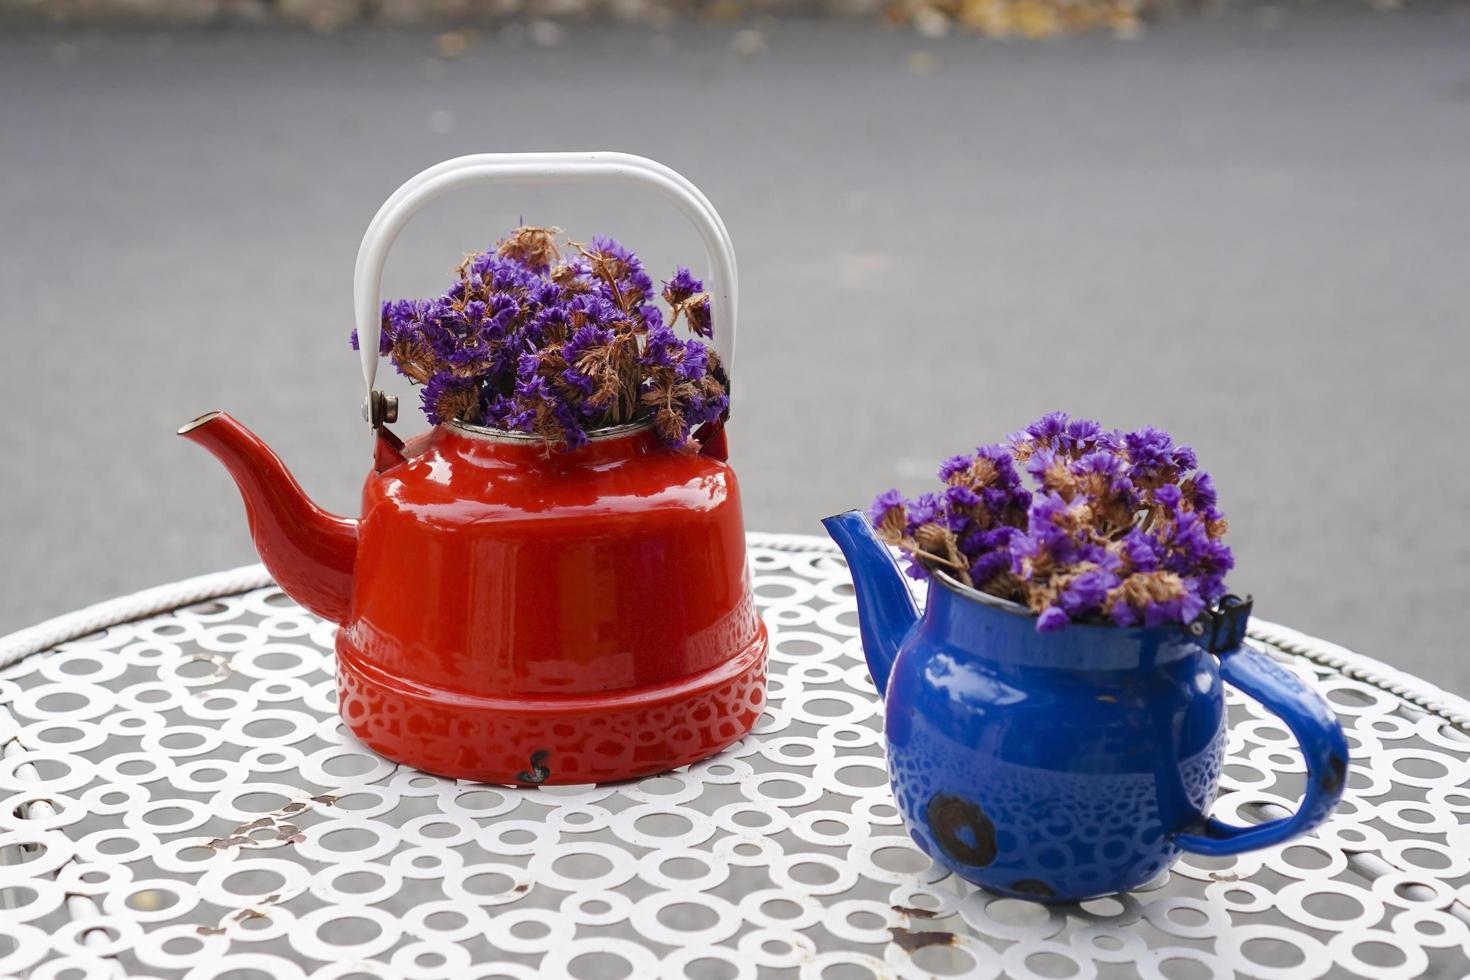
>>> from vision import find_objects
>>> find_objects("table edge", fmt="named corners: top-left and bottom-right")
top-left (3, 532), bottom-right (1466, 730)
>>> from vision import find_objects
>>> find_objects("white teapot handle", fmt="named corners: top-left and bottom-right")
top-left (352, 152), bottom-right (739, 416)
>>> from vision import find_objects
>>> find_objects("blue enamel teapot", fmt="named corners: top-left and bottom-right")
top-left (824, 510), bottom-right (1349, 902)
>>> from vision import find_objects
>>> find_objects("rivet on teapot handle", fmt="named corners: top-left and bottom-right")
top-left (362, 391), bottom-right (398, 429)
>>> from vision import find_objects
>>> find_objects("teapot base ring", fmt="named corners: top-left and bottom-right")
top-left (333, 631), bottom-right (768, 786)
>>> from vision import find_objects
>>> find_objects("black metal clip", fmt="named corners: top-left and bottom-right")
top-left (1189, 594), bottom-right (1254, 653)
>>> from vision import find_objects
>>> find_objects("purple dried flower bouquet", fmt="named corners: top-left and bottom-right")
top-left (351, 226), bottom-right (728, 449)
top-left (870, 412), bottom-right (1235, 632)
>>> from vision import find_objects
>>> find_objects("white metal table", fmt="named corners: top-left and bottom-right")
top-left (2, 534), bottom-right (1469, 979)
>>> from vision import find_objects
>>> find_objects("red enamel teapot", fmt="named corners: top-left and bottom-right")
top-left (180, 153), bottom-right (767, 785)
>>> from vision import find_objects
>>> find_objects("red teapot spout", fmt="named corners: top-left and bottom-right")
top-left (178, 411), bottom-right (357, 625)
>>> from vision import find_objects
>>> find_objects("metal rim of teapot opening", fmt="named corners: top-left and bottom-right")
top-left (930, 568), bottom-right (1222, 639)
top-left (445, 417), bottom-right (656, 444)
top-left (931, 569), bottom-right (1037, 619)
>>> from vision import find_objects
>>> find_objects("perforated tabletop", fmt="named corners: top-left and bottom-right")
top-left (2, 534), bottom-right (1469, 978)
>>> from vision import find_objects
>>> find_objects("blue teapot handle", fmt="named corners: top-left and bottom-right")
top-left (1174, 637), bottom-right (1350, 857)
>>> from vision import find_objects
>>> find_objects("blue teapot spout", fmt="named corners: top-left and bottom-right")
top-left (822, 510), bottom-right (919, 694)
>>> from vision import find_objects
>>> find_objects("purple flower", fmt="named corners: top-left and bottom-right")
top-left (1108, 601), bottom-right (1142, 628)
top-left (662, 267), bottom-right (702, 305)
top-left (1075, 450), bottom-right (1123, 482)
top-left (564, 324), bottom-right (613, 358)
top-left (970, 550), bottom-right (1012, 587)
top-left (587, 235), bottom-right (653, 306)
top-left (906, 492), bottom-right (943, 531)
top-left (1142, 581), bottom-right (1206, 628)
top-left (1184, 472), bottom-right (1218, 512)
top-left (677, 340), bottom-right (710, 382)
top-left (1119, 529), bottom-right (1161, 572)
top-left (529, 281), bottom-right (563, 308)
top-left (359, 225), bottom-right (729, 450)
top-left (867, 413), bottom-right (1235, 634)
top-left (1058, 569), bottom-right (1119, 618)
top-left (686, 299), bottom-right (712, 338)
top-left (383, 299), bottom-right (421, 338)
top-left (1064, 417), bottom-right (1103, 447)
top-left (638, 304), bottom-right (665, 333)
top-left (1153, 483), bottom-right (1183, 508)
top-left (420, 372), bottom-right (478, 426)
top-left (868, 488), bottom-right (906, 526)
top-left (1025, 448), bottom-right (1059, 483)
top-left (565, 293), bottom-right (616, 332)
top-left (1026, 412), bottom-right (1069, 443)
top-left (352, 303), bottom-right (405, 355)
top-left (1123, 426), bottom-right (1182, 488)
top-left (687, 390), bottom-right (728, 428)
top-left (938, 454), bottom-right (971, 481)
top-left (945, 485), bottom-right (981, 509)
top-left (640, 325), bottom-right (679, 368)
top-left (1037, 608), bottom-right (1070, 633)
top-left (977, 443), bottom-right (1015, 466)
top-left (530, 306), bottom-right (570, 343)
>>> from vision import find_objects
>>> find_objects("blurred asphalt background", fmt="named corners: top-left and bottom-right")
top-left (2, 5), bottom-right (1468, 689)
